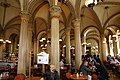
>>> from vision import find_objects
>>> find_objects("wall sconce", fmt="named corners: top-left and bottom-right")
top-left (0, 39), bottom-right (11, 43)
top-left (82, 42), bottom-right (87, 45)
top-left (0, 39), bottom-right (4, 42)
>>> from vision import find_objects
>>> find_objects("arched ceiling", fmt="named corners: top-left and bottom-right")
top-left (0, 0), bottom-right (120, 47)
top-left (81, 0), bottom-right (120, 42)
top-left (0, 0), bottom-right (20, 30)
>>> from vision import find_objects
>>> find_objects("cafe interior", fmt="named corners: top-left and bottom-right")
top-left (0, 0), bottom-right (120, 80)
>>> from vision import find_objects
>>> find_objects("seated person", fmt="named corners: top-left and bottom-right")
top-left (79, 60), bottom-right (92, 75)
top-left (60, 59), bottom-right (64, 68)
top-left (96, 60), bottom-right (109, 80)
top-left (65, 69), bottom-right (72, 80)
top-left (41, 64), bottom-right (60, 80)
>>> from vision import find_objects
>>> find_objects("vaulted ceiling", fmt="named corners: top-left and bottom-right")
top-left (0, 0), bottom-right (120, 49)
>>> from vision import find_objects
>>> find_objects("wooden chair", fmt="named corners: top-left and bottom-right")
top-left (92, 74), bottom-right (98, 80)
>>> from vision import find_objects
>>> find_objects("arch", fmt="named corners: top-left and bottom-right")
top-left (66, 13), bottom-right (73, 27)
top-left (9, 33), bottom-right (18, 41)
top-left (81, 6), bottom-right (102, 30)
top-left (65, 0), bottom-right (75, 18)
top-left (104, 25), bottom-right (120, 38)
top-left (81, 26), bottom-right (100, 54)
top-left (86, 37), bottom-right (99, 48)
top-left (34, 17), bottom-right (48, 36)
top-left (81, 26), bottom-right (100, 37)
top-left (29, 0), bottom-right (49, 18)
top-left (37, 30), bottom-right (47, 40)
top-left (4, 24), bottom-right (20, 34)
top-left (107, 27), bottom-right (116, 35)
top-left (4, 28), bottom-right (19, 40)
top-left (103, 12), bottom-right (120, 30)
top-left (75, 0), bottom-right (81, 17)
top-left (4, 16), bottom-right (21, 30)
top-left (86, 36), bottom-right (99, 42)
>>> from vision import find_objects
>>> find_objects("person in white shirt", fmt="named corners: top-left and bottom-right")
top-left (60, 59), bottom-right (64, 68)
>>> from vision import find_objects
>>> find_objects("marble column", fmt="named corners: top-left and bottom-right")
top-left (65, 27), bottom-right (71, 64)
top-left (99, 36), bottom-right (103, 61)
top-left (0, 43), bottom-right (3, 60)
top-left (17, 12), bottom-right (29, 75)
top-left (33, 38), bottom-right (37, 63)
top-left (62, 46), bottom-right (65, 57)
top-left (36, 39), bottom-right (39, 54)
top-left (0, 36), bottom-right (4, 59)
top-left (113, 38), bottom-right (117, 57)
top-left (116, 35), bottom-right (120, 55)
top-left (109, 35), bottom-right (114, 56)
top-left (102, 37), bottom-right (108, 61)
top-left (119, 36), bottom-right (120, 54)
top-left (107, 41), bottom-right (110, 55)
top-left (73, 19), bottom-right (82, 70)
top-left (47, 30), bottom-right (51, 59)
top-left (82, 44), bottom-right (86, 55)
top-left (26, 24), bottom-right (32, 76)
top-left (50, 6), bottom-right (61, 73)
top-left (2, 42), bottom-right (6, 59)
top-left (14, 36), bottom-right (19, 52)
top-left (82, 36), bottom-right (86, 54)
top-left (9, 40), bottom-right (13, 52)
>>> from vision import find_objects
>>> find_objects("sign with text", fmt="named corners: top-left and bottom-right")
top-left (37, 52), bottom-right (49, 64)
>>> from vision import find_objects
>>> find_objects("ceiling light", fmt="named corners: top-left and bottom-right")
top-left (40, 39), bottom-right (43, 42)
top-left (85, 0), bottom-right (97, 7)
top-left (59, 39), bottom-right (62, 41)
top-left (42, 38), bottom-right (46, 40)
top-left (112, 35), bottom-right (117, 37)
top-left (82, 42), bottom-right (87, 45)
top-left (63, 45), bottom-right (66, 47)
top-left (41, 44), bottom-right (44, 47)
top-left (0, 39), bottom-right (4, 42)
top-left (5, 40), bottom-right (9, 42)
top-left (85, 0), bottom-right (103, 7)
top-left (8, 41), bottom-right (11, 43)
top-left (47, 40), bottom-right (50, 43)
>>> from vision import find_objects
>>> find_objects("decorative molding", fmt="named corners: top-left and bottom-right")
top-left (72, 19), bottom-right (80, 27)
top-left (98, 2), bottom-right (120, 6)
top-left (21, 12), bottom-right (29, 23)
top-left (49, 6), bottom-right (62, 18)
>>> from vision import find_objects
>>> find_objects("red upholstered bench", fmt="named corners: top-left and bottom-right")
top-left (14, 73), bottom-right (26, 80)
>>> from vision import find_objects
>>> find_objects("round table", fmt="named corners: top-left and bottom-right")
top-left (70, 74), bottom-right (88, 80)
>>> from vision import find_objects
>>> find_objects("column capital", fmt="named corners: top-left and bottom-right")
top-left (49, 6), bottom-right (62, 18)
top-left (65, 27), bottom-right (71, 32)
top-left (72, 18), bottom-right (80, 27)
top-left (20, 11), bottom-right (29, 23)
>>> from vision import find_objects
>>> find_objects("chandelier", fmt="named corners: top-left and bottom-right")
top-left (85, 0), bottom-right (104, 7)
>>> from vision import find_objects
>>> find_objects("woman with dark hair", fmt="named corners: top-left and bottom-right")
top-left (96, 60), bottom-right (109, 80)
